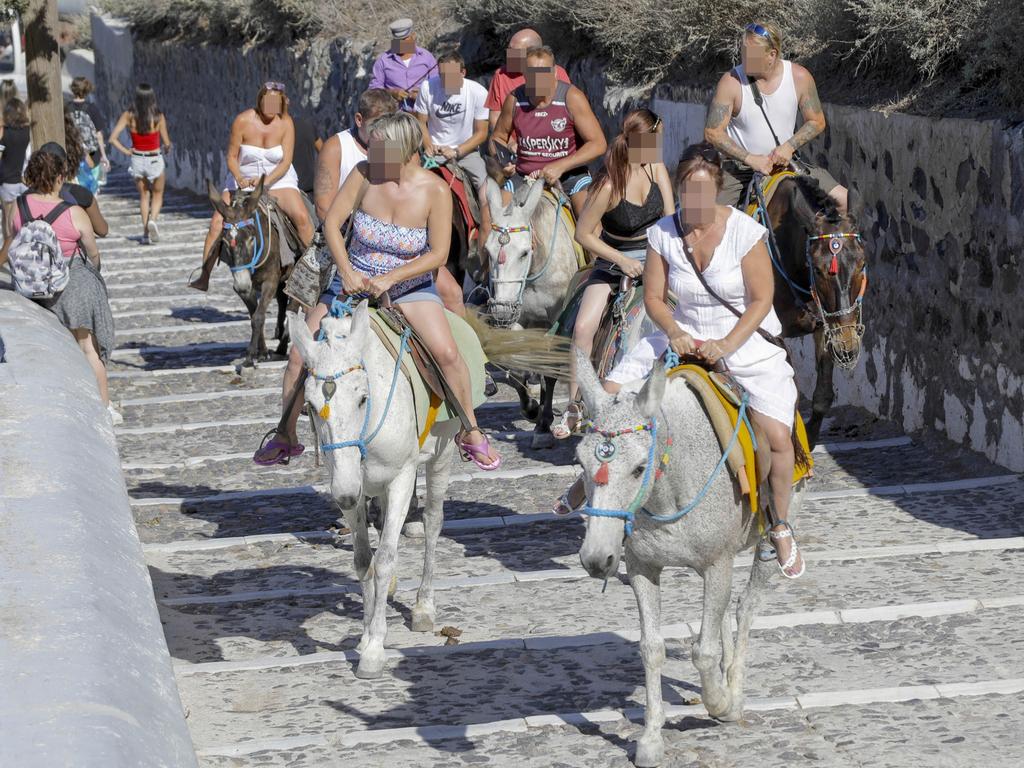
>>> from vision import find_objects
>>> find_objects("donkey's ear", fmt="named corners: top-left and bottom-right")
top-left (846, 186), bottom-right (865, 227)
top-left (520, 177), bottom-right (546, 217)
top-left (289, 311), bottom-right (319, 366)
top-left (635, 364), bottom-right (666, 419)
top-left (349, 299), bottom-right (371, 348)
top-left (575, 345), bottom-right (610, 416)
top-left (485, 178), bottom-right (506, 219)
top-left (243, 176), bottom-right (266, 216)
top-left (208, 179), bottom-right (231, 219)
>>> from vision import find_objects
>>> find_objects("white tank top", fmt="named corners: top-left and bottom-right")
top-left (726, 60), bottom-right (799, 157)
top-left (336, 128), bottom-right (366, 189)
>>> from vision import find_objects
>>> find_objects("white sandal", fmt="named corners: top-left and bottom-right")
top-left (551, 402), bottom-right (585, 440)
top-left (769, 521), bottom-right (806, 579)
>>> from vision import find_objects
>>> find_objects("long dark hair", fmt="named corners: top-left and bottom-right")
top-left (63, 108), bottom-right (86, 172)
top-left (592, 108), bottom-right (661, 200)
top-left (131, 83), bottom-right (160, 134)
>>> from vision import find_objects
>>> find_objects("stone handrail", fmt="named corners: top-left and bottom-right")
top-left (0, 292), bottom-right (197, 767)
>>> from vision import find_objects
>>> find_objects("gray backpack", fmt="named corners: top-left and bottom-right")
top-left (70, 103), bottom-right (100, 154)
top-left (9, 196), bottom-right (75, 301)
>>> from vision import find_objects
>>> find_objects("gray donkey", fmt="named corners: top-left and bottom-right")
top-left (575, 350), bottom-right (803, 767)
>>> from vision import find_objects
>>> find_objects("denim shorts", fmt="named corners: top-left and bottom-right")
top-left (129, 152), bottom-right (165, 182)
top-left (318, 274), bottom-right (442, 308)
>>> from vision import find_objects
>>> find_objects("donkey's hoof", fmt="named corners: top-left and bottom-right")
top-left (355, 649), bottom-right (386, 679)
top-left (410, 606), bottom-right (434, 633)
top-left (402, 520), bottom-right (425, 539)
top-left (634, 735), bottom-right (664, 767)
top-left (531, 431), bottom-right (556, 450)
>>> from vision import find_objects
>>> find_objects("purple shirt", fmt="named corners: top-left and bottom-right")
top-left (369, 47), bottom-right (438, 111)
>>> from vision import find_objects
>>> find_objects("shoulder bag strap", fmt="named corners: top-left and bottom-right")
top-left (672, 213), bottom-right (787, 350)
top-left (747, 80), bottom-right (783, 149)
top-left (40, 201), bottom-right (74, 226)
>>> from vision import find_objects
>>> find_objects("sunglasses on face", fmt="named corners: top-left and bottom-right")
top-left (264, 81), bottom-right (287, 93)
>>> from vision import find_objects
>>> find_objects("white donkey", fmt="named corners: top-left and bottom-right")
top-left (290, 303), bottom-right (458, 679)
top-left (483, 178), bottom-right (580, 447)
top-left (574, 351), bottom-right (802, 767)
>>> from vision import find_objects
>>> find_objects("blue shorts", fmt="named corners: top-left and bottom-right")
top-left (319, 274), bottom-right (442, 308)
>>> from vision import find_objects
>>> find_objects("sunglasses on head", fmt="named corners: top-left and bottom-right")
top-left (650, 114), bottom-right (662, 132)
top-left (745, 23), bottom-right (772, 42)
top-left (682, 145), bottom-right (722, 165)
top-left (264, 81), bottom-right (287, 93)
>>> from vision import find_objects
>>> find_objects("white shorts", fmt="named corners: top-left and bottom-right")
top-left (0, 182), bottom-right (27, 203)
top-left (130, 152), bottom-right (165, 182)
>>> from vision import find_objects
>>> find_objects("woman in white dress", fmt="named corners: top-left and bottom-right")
top-left (560, 141), bottom-right (805, 578)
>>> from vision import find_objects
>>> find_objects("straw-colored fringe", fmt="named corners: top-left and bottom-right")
top-left (464, 309), bottom-right (572, 381)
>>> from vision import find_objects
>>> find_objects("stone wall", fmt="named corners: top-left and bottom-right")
top-left (92, 16), bottom-right (1024, 470)
top-left (92, 14), bottom-right (376, 193)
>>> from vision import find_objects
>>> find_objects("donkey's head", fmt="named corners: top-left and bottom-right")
top-left (208, 175), bottom-right (267, 296)
top-left (791, 179), bottom-right (867, 369)
top-left (290, 301), bottom-right (372, 508)
top-left (483, 177), bottom-right (546, 328)
top-left (574, 348), bottom-right (667, 581)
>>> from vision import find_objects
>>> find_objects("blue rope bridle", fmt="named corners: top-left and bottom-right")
top-left (581, 355), bottom-right (753, 536)
top-left (225, 212), bottom-right (268, 274)
top-left (312, 296), bottom-right (410, 459)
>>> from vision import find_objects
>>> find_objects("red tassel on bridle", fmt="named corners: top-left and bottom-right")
top-left (593, 462), bottom-right (610, 486)
top-left (498, 247), bottom-right (507, 265)
top-left (829, 253), bottom-right (839, 275)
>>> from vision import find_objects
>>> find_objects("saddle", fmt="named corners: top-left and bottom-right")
top-left (433, 163), bottom-right (482, 231)
top-left (542, 189), bottom-right (588, 270)
top-left (367, 306), bottom-right (487, 446)
top-left (266, 192), bottom-right (318, 269)
top-left (744, 170), bottom-right (798, 219)
top-left (667, 363), bottom-right (813, 522)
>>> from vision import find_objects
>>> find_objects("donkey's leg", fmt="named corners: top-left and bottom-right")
top-left (274, 284), bottom-right (290, 356)
top-left (725, 553), bottom-right (774, 719)
top-left (530, 376), bottom-right (558, 450)
top-left (503, 368), bottom-right (540, 421)
top-left (252, 276), bottom-right (276, 362)
top-left (339, 498), bottom-right (374, 653)
top-left (412, 439), bottom-right (454, 632)
top-left (691, 557), bottom-right (735, 721)
top-left (356, 466), bottom-right (416, 679)
top-left (630, 560), bottom-right (666, 768)
top-left (806, 327), bottom-right (835, 448)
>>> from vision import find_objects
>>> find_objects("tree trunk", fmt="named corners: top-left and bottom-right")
top-left (23, 0), bottom-right (64, 148)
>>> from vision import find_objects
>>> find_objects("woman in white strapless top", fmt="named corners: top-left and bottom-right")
top-left (192, 82), bottom-right (315, 291)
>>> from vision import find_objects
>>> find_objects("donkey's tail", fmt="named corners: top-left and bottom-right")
top-left (463, 309), bottom-right (572, 381)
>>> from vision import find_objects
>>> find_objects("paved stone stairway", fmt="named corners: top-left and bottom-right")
top-left (96, 174), bottom-right (1024, 767)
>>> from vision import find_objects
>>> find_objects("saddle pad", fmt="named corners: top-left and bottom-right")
top-left (668, 364), bottom-right (813, 520)
top-left (369, 309), bottom-right (488, 445)
top-left (744, 170), bottom-right (798, 218)
top-left (267, 192), bottom-right (318, 269)
top-left (543, 190), bottom-right (588, 269)
top-left (437, 165), bottom-right (481, 230)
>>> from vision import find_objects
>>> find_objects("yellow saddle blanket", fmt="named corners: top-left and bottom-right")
top-left (668, 364), bottom-right (813, 523)
top-left (369, 309), bottom-right (488, 447)
top-left (744, 170), bottom-right (798, 218)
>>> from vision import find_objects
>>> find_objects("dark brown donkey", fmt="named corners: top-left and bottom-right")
top-left (207, 175), bottom-right (289, 366)
top-left (760, 175), bottom-right (867, 447)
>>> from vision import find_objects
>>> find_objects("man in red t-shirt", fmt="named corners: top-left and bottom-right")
top-left (485, 27), bottom-right (570, 147)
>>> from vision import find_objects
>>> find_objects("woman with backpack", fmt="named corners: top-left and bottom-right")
top-left (5, 144), bottom-right (119, 424)
top-left (109, 83), bottom-right (172, 244)
top-left (0, 97), bottom-right (32, 242)
top-left (63, 110), bottom-right (109, 238)
top-left (67, 77), bottom-right (110, 192)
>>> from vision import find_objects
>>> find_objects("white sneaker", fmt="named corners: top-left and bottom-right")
top-left (107, 403), bottom-right (123, 426)
top-left (149, 220), bottom-right (160, 243)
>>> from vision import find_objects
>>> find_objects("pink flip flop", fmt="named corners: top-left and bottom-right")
top-left (457, 430), bottom-right (502, 471)
top-left (253, 434), bottom-right (305, 466)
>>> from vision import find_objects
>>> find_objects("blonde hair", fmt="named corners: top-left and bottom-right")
top-left (745, 20), bottom-right (783, 55)
top-left (366, 111), bottom-right (422, 163)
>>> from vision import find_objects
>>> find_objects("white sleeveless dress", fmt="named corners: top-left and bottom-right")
top-left (224, 144), bottom-right (299, 192)
top-left (607, 209), bottom-right (798, 428)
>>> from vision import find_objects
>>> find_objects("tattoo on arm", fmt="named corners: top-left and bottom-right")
top-left (314, 156), bottom-right (336, 208)
top-left (789, 82), bottom-right (825, 150)
top-left (705, 100), bottom-right (748, 162)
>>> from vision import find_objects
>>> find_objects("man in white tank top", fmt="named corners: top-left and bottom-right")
top-left (312, 89), bottom-right (398, 219)
top-left (704, 21), bottom-right (848, 214)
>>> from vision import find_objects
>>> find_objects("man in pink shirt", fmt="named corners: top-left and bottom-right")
top-left (485, 27), bottom-right (570, 145)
